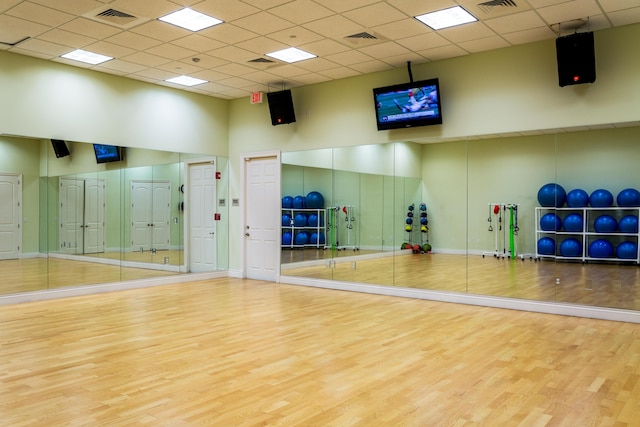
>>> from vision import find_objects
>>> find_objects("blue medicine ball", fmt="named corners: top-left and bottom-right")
top-left (594, 215), bottom-right (618, 233)
top-left (589, 189), bottom-right (614, 207)
top-left (406, 217), bottom-right (413, 225)
top-left (566, 189), bottom-right (589, 208)
top-left (540, 213), bottom-right (562, 231)
top-left (537, 237), bottom-right (556, 255)
top-left (305, 191), bottom-right (324, 209)
top-left (560, 238), bottom-right (582, 257)
top-left (294, 231), bottom-right (310, 246)
top-left (537, 183), bottom-right (566, 207)
top-left (588, 239), bottom-right (614, 258)
top-left (616, 241), bottom-right (638, 259)
top-left (282, 196), bottom-right (293, 208)
top-left (282, 231), bottom-right (292, 246)
top-left (617, 188), bottom-right (640, 207)
top-left (619, 215), bottom-right (639, 233)
top-left (282, 213), bottom-right (291, 226)
top-left (562, 213), bottom-right (583, 232)
top-left (293, 213), bottom-right (307, 227)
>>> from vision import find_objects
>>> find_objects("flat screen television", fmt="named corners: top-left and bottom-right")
top-left (51, 139), bottom-right (70, 158)
top-left (93, 144), bottom-right (123, 163)
top-left (373, 78), bottom-right (442, 130)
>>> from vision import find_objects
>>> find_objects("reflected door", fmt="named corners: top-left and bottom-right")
top-left (0, 174), bottom-right (22, 260)
top-left (130, 181), bottom-right (171, 252)
top-left (189, 163), bottom-right (217, 272)
top-left (59, 178), bottom-right (106, 255)
top-left (83, 179), bottom-right (105, 254)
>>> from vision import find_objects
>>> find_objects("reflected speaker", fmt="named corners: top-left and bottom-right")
top-left (51, 139), bottom-right (70, 158)
top-left (267, 90), bottom-right (296, 126)
top-left (556, 32), bottom-right (596, 87)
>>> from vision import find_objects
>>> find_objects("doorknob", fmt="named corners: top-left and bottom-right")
top-left (245, 232), bottom-right (250, 236)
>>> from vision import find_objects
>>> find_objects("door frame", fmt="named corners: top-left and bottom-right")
top-left (0, 173), bottom-right (22, 260)
top-left (240, 150), bottom-right (281, 281)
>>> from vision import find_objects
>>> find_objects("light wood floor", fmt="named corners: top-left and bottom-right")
top-left (1, 277), bottom-right (640, 426)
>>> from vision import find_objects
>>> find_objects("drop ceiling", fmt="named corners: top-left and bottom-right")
top-left (1, 0), bottom-right (638, 100)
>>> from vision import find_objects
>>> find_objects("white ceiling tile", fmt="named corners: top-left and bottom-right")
top-left (9, 46), bottom-right (55, 59)
top-left (190, 69), bottom-right (235, 82)
top-left (268, 26), bottom-right (325, 46)
top-left (324, 49), bottom-right (374, 66)
top-left (349, 59), bottom-right (394, 74)
top-left (395, 32), bottom-right (451, 52)
top-left (28, 0), bottom-right (107, 15)
top-left (0, 14), bottom-right (49, 43)
top-left (105, 31), bottom-right (163, 51)
top-left (178, 53), bottom-right (228, 69)
top-left (598, 0), bottom-right (640, 13)
top-left (289, 72), bottom-right (332, 85)
top-left (371, 18), bottom-right (432, 40)
top-left (297, 38), bottom-right (350, 56)
top-left (215, 62), bottom-right (259, 76)
top-left (357, 41), bottom-right (411, 59)
top-left (109, 0), bottom-right (177, 19)
top-left (201, 23), bottom-right (259, 44)
top-left (233, 11), bottom-right (294, 34)
top-left (417, 44), bottom-right (468, 61)
top-left (501, 26), bottom-right (557, 45)
top-left (156, 60), bottom-right (204, 75)
top-left (379, 52), bottom-right (429, 68)
top-left (318, 66), bottom-right (361, 79)
top-left (95, 58), bottom-right (148, 74)
top-left (146, 43), bottom-right (198, 61)
top-left (607, 7), bottom-right (640, 26)
top-left (438, 22), bottom-right (497, 44)
top-left (83, 41), bottom-right (136, 59)
top-left (458, 35), bottom-right (511, 53)
top-left (484, 11), bottom-right (548, 34)
top-left (234, 37), bottom-right (288, 55)
top-left (6, 1), bottom-right (74, 27)
top-left (315, 0), bottom-right (382, 14)
top-left (194, 0), bottom-right (260, 21)
top-left (343, 3), bottom-right (408, 28)
top-left (217, 76), bottom-right (256, 88)
top-left (38, 29), bottom-right (97, 49)
top-left (171, 34), bottom-right (226, 52)
top-left (302, 14), bottom-right (364, 38)
top-left (17, 37), bottom-right (72, 56)
top-left (130, 20), bottom-right (190, 42)
top-left (60, 17), bottom-right (122, 39)
top-left (0, 0), bottom-right (22, 13)
top-left (294, 57), bottom-right (341, 72)
top-left (266, 63), bottom-right (308, 78)
top-left (208, 45), bottom-right (262, 62)
top-left (120, 51), bottom-right (172, 67)
top-left (270, 0), bottom-right (335, 24)
top-left (536, 0), bottom-right (603, 26)
top-left (241, 0), bottom-right (293, 9)
top-left (242, 70), bottom-right (284, 84)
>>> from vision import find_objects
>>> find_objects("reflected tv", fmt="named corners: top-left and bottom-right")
top-left (93, 144), bottom-right (123, 163)
top-left (373, 78), bottom-right (442, 130)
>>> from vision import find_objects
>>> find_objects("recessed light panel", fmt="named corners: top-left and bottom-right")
top-left (159, 8), bottom-right (223, 32)
top-left (415, 6), bottom-right (478, 30)
top-left (266, 47), bottom-right (316, 63)
top-left (61, 49), bottom-right (113, 65)
top-left (165, 75), bottom-right (208, 87)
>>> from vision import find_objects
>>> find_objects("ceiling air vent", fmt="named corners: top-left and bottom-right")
top-left (341, 31), bottom-right (386, 47)
top-left (84, 6), bottom-right (150, 29)
top-left (478, 0), bottom-right (517, 13)
top-left (248, 58), bottom-right (276, 63)
top-left (345, 32), bottom-right (378, 40)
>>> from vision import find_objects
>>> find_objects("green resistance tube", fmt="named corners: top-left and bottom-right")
top-left (509, 206), bottom-right (515, 259)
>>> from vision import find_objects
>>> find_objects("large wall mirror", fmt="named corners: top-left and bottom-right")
top-left (0, 135), bottom-right (228, 296)
top-left (281, 123), bottom-right (640, 313)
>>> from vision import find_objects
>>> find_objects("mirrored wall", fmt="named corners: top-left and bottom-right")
top-left (0, 135), bottom-right (229, 296)
top-left (280, 123), bottom-right (640, 312)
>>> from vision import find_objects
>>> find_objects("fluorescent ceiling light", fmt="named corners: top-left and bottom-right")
top-left (165, 75), bottom-right (208, 87)
top-left (266, 47), bottom-right (316, 63)
top-left (159, 8), bottom-right (223, 32)
top-left (61, 49), bottom-right (113, 65)
top-left (415, 6), bottom-right (478, 30)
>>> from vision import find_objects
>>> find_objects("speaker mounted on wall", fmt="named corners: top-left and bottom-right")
top-left (556, 31), bottom-right (596, 87)
top-left (267, 90), bottom-right (296, 126)
top-left (51, 139), bottom-right (70, 158)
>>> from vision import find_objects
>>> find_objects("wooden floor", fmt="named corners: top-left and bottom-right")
top-left (1, 277), bottom-right (640, 426)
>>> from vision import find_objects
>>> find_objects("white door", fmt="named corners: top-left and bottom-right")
top-left (152, 182), bottom-right (171, 251)
top-left (59, 178), bottom-right (85, 254)
top-left (83, 179), bottom-right (105, 254)
top-left (0, 174), bottom-right (22, 260)
top-left (131, 181), bottom-right (171, 251)
top-left (189, 162), bottom-right (217, 272)
top-left (243, 153), bottom-right (280, 281)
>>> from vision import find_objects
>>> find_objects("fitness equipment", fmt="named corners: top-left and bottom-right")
top-left (419, 202), bottom-right (430, 252)
top-left (566, 188), bottom-right (590, 208)
top-left (305, 191), bottom-right (324, 208)
top-left (618, 215), bottom-right (639, 233)
top-left (483, 203), bottom-right (526, 259)
top-left (282, 213), bottom-right (292, 227)
top-left (403, 204), bottom-right (415, 248)
top-left (593, 214), bottom-right (618, 233)
top-left (293, 212), bottom-right (307, 227)
top-left (616, 188), bottom-right (640, 207)
top-left (308, 213), bottom-right (319, 227)
top-left (340, 205), bottom-right (359, 251)
top-left (537, 237), bottom-right (556, 256)
top-left (589, 189), bottom-right (614, 207)
top-left (559, 238), bottom-right (582, 257)
top-left (293, 195), bottom-right (306, 209)
top-left (282, 231), bottom-right (293, 246)
top-left (537, 183), bottom-right (566, 207)
top-left (588, 239), bottom-right (614, 258)
top-left (282, 196), bottom-right (294, 208)
top-left (540, 212), bottom-right (562, 231)
top-left (616, 241), bottom-right (638, 259)
top-left (294, 230), bottom-right (310, 246)
top-left (562, 213), bottom-right (584, 232)
top-left (325, 206), bottom-right (340, 250)
top-left (310, 232), bottom-right (326, 246)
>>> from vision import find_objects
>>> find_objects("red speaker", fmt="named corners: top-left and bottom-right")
top-left (267, 90), bottom-right (296, 126)
top-left (556, 32), bottom-right (596, 87)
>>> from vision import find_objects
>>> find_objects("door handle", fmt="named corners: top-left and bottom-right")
top-left (245, 232), bottom-right (250, 236)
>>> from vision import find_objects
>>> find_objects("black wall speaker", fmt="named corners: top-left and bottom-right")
top-left (556, 32), bottom-right (596, 87)
top-left (51, 139), bottom-right (70, 158)
top-left (267, 90), bottom-right (296, 126)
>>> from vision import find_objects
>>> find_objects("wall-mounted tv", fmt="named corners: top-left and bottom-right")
top-left (93, 144), bottom-right (123, 163)
top-left (51, 139), bottom-right (70, 158)
top-left (373, 78), bottom-right (442, 131)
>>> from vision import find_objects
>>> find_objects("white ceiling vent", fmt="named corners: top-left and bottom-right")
top-left (84, 6), bottom-right (151, 29)
top-left (477, 0), bottom-right (517, 14)
top-left (341, 31), bottom-right (387, 47)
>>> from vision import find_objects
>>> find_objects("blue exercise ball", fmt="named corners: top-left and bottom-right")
top-left (589, 189), bottom-right (614, 207)
top-left (293, 195), bottom-right (306, 209)
top-left (566, 189), bottom-right (589, 208)
top-left (293, 213), bottom-right (307, 227)
top-left (537, 237), bottom-right (556, 256)
top-left (616, 241), bottom-right (638, 259)
top-left (282, 231), bottom-right (292, 246)
top-left (307, 213), bottom-right (319, 227)
top-left (594, 215), bottom-right (618, 233)
top-left (537, 183), bottom-right (566, 207)
top-left (305, 191), bottom-right (324, 209)
top-left (282, 196), bottom-right (293, 208)
top-left (588, 239), bottom-right (614, 258)
top-left (616, 188), bottom-right (640, 207)
top-left (294, 231), bottom-right (310, 246)
top-left (563, 213), bottom-right (584, 232)
top-left (560, 238), bottom-right (582, 257)
top-left (619, 215), bottom-right (639, 233)
top-left (540, 212), bottom-right (562, 231)
top-left (282, 213), bottom-right (291, 226)
top-left (309, 232), bottom-right (326, 245)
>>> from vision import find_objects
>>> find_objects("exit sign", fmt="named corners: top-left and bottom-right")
top-left (250, 92), bottom-right (263, 104)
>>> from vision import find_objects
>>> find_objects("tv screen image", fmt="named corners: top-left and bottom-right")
top-left (373, 78), bottom-right (442, 131)
top-left (93, 144), bottom-right (122, 163)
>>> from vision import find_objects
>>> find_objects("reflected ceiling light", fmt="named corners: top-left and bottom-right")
top-left (415, 6), bottom-right (478, 30)
top-left (165, 75), bottom-right (208, 87)
top-left (266, 47), bottom-right (316, 63)
top-left (61, 49), bottom-right (113, 65)
top-left (159, 8), bottom-right (223, 32)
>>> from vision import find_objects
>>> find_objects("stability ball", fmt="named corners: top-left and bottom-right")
top-left (282, 231), bottom-right (292, 246)
top-left (537, 237), bottom-right (556, 255)
top-left (306, 191), bottom-right (324, 209)
top-left (282, 213), bottom-right (291, 227)
top-left (309, 232), bottom-right (326, 245)
top-left (588, 239), bottom-right (614, 258)
top-left (294, 231), bottom-right (310, 246)
top-left (563, 213), bottom-right (584, 232)
top-left (594, 215), bottom-right (618, 233)
top-left (616, 241), bottom-right (638, 259)
top-left (619, 215), bottom-right (639, 233)
top-left (566, 189), bottom-right (589, 208)
top-left (282, 196), bottom-right (293, 208)
top-left (307, 213), bottom-right (319, 227)
top-left (616, 188), bottom-right (640, 207)
top-left (560, 238), bottom-right (582, 257)
top-left (293, 195), bottom-right (306, 209)
top-left (293, 213), bottom-right (307, 227)
top-left (537, 183), bottom-right (566, 207)
top-left (589, 189), bottom-right (614, 207)
top-left (540, 213), bottom-right (562, 231)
